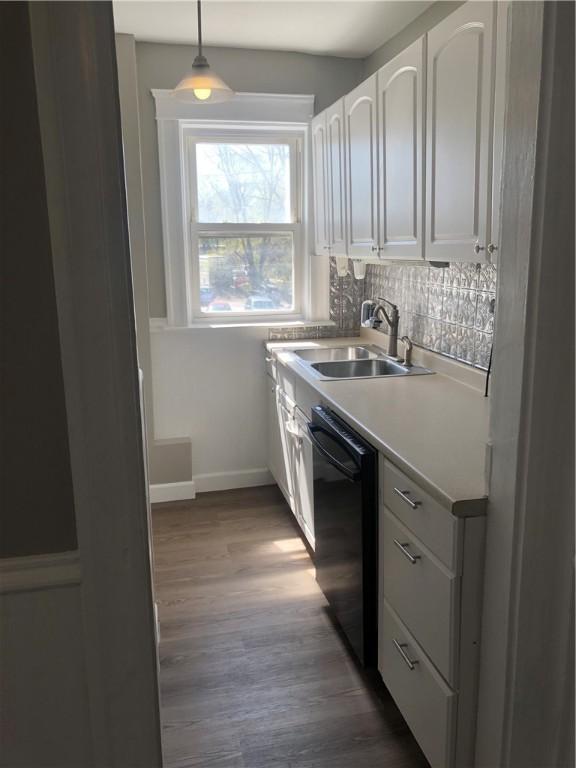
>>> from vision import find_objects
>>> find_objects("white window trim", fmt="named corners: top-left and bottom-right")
top-left (153, 90), bottom-right (323, 328)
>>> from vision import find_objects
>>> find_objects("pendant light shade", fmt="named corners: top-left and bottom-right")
top-left (173, 1), bottom-right (234, 104)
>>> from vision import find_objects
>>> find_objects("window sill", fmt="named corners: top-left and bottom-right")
top-left (150, 318), bottom-right (336, 332)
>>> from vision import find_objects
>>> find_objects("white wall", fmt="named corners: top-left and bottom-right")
top-left (126, 41), bottom-right (362, 488)
top-left (150, 326), bottom-right (273, 490)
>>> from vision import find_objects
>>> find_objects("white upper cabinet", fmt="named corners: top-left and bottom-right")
top-left (310, 1), bottom-right (505, 264)
top-left (377, 38), bottom-right (425, 260)
top-left (311, 113), bottom-right (329, 256)
top-left (345, 75), bottom-right (378, 258)
top-left (425, 1), bottom-right (496, 262)
top-left (325, 99), bottom-right (347, 256)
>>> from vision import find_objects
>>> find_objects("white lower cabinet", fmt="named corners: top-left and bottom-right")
top-left (266, 375), bottom-right (292, 507)
top-left (380, 599), bottom-right (456, 767)
top-left (378, 455), bottom-right (486, 768)
top-left (382, 508), bottom-right (456, 684)
top-left (266, 369), bottom-right (316, 549)
top-left (293, 410), bottom-right (315, 548)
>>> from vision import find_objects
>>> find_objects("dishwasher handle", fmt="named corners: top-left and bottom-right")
top-left (307, 423), bottom-right (361, 483)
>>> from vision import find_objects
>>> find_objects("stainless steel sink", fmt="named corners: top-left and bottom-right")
top-left (310, 358), bottom-right (431, 380)
top-left (292, 343), bottom-right (433, 380)
top-left (293, 345), bottom-right (383, 363)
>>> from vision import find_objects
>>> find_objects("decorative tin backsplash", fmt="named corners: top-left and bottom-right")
top-left (269, 259), bottom-right (496, 370)
top-left (363, 262), bottom-right (496, 369)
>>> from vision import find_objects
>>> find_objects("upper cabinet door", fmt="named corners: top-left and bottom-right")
top-left (377, 38), bottom-right (425, 260)
top-left (325, 99), bottom-right (347, 256)
top-left (311, 112), bottom-right (329, 256)
top-left (345, 75), bottom-right (378, 258)
top-left (426, 1), bottom-right (496, 262)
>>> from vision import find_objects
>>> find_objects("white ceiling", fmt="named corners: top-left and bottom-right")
top-left (112, 1), bottom-right (433, 58)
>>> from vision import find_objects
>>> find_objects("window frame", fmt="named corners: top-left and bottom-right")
top-left (183, 130), bottom-right (305, 321)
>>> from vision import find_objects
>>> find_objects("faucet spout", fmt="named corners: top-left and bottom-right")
top-left (373, 298), bottom-right (400, 358)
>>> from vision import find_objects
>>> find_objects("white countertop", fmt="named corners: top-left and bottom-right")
top-left (266, 331), bottom-right (491, 511)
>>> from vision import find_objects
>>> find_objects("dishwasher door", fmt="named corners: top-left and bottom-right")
top-left (307, 406), bottom-right (377, 666)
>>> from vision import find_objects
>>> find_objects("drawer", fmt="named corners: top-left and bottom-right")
top-left (381, 457), bottom-right (457, 570)
top-left (381, 508), bottom-right (456, 684)
top-left (276, 359), bottom-right (297, 402)
top-left (379, 599), bottom-right (456, 768)
top-left (294, 377), bottom-right (320, 418)
top-left (264, 352), bottom-right (276, 380)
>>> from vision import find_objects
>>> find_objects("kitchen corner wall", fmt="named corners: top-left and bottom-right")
top-left (269, 259), bottom-right (497, 371)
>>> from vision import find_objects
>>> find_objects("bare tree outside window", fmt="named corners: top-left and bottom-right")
top-left (197, 143), bottom-right (291, 223)
top-left (194, 143), bottom-right (296, 314)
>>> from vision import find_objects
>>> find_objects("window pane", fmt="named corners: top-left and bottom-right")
top-left (198, 235), bottom-right (294, 313)
top-left (196, 143), bottom-right (292, 223)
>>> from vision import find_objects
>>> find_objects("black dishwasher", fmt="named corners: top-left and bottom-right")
top-left (307, 405), bottom-right (378, 667)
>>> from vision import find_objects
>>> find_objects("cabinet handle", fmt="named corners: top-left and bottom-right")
top-left (393, 538), bottom-right (421, 565)
top-left (393, 487), bottom-right (422, 510)
top-left (371, 245), bottom-right (379, 252)
top-left (393, 639), bottom-right (419, 670)
top-left (474, 242), bottom-right (485, 255)
top-left (487, 243), bottom-right (498, 255)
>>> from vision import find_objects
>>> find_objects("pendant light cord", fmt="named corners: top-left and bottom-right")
top-left (197, 0), bottom-right (203, 58)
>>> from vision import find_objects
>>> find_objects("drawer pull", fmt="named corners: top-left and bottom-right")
top-left (393, 639), bottom-right (419, 670)
top-left (393, 538), bottom-right (421, 564)
top-left (393, 487), bottom-right (422, 510)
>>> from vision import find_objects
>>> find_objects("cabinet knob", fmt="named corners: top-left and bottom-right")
top-left (371, 245), bottom-right (379, 252)
top-left (487, 243), bottom-right (498, 255)
top-left (474, 242), bottom-right (485, 255)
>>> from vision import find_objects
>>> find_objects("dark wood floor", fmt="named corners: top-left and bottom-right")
top-left (152, 485), bottom-right (429, 768)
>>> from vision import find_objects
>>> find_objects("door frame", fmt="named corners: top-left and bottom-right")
top-left (28, 3), bottom-right (163, 765)
top-left (475, 2), bottom-right (574, 765)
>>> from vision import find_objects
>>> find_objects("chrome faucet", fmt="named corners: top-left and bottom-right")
top-left (361, 297), bottom-right (400, 358)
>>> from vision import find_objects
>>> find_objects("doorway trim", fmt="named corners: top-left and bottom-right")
top-left (28, 4), bottom-right (163, 765)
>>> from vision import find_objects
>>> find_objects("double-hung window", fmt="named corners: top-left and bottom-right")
top-left (184, 130), bottom-right (304, 321)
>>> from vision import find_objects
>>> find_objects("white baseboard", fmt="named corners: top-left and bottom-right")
top-left (149, 480), bottom-right (196, 504)
top-left (193, 468), bottom-right (273, 494)
top-left (0, 550), bottom-right (81, 594)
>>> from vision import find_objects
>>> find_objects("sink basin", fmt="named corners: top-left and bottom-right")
top-left (311, 359), bottom-right (410, 378)
top-left (292, 344), bottom-right (433, 380)
top-left (307, 358), bottom-right (433, 380)
top-left (294, 345), bottom-right (382, 363)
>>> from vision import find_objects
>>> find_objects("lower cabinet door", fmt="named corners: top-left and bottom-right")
top-left (267, 379), bottom-right (291, 504)
top-left (278, 399), bottom-right (297, 511)
top-left (294, 415), bottom-right (315, 549)
top-left (379, 599), bottom-right (456, 768)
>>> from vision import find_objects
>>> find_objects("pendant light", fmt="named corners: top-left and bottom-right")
top-left (173, 0), bottom-right (234, 104)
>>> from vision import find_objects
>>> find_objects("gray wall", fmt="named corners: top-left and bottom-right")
top-left (1, 2), bottom-right (77, 558)
top-left (135, 41), bottom-right (364, 316)
top-left (363, 0), bottom-right (465, 76)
